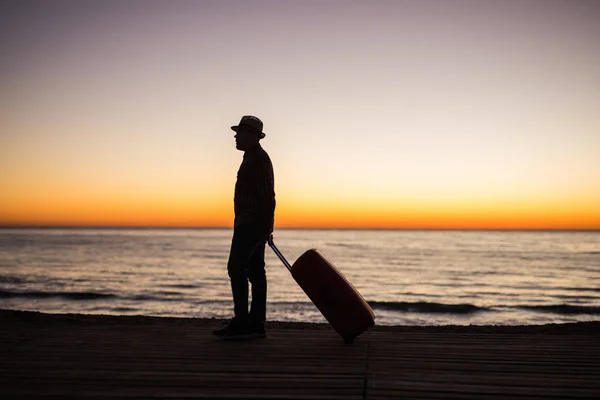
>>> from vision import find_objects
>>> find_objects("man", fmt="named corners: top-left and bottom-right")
top-left (213, 115), bottom-right (276, 340)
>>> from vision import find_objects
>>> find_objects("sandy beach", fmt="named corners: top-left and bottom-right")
top-left (1, 309), bottom-right (599, 399)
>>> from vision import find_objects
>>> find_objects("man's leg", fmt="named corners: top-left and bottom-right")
top-left (227, 225), bottom-right (260, 323)
top-left (248, 239), bottom-right (267, 323)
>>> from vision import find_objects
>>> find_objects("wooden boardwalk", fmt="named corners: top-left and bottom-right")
top-left (1, 310), bottom-right (599, 399)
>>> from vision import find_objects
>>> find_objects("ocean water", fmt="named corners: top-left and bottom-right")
top-left (0, 228), bottom-right (599, 326)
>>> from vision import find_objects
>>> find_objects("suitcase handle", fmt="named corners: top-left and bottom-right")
top-left (267, 234), bottom-right (293, 272)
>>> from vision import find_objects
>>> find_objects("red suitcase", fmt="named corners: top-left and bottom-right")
top-left (268, 235), bottom-right (375, 344)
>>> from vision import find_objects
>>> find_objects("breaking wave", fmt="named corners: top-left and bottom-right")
top-left (516, 304), bottom-right (600, 315)
top-left (0, 290), bottom-right (117, 300)
top-left (369, 301), bottom-right (488, 314)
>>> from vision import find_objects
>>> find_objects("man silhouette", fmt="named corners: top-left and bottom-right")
top-left (213, 115), bottom-right (276, 339)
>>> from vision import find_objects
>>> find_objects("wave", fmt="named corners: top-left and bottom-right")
top-left (130, 294), bottom-right (181, 302)
top-left (516, 304), bottom-right (600, 315)
top-left (0, 290), bottom-right (116, 300)
top-left (157, 284), bottom-right (200, 289)
top-left (110, 307), bottom-right (140, 313)
top-left (556, 287), bottom-right (600, 293)
top-left (0, 276), bottom-right (25, 284)
top-left (369, 301), bottom-right (600, 316)
top-left (3, 288), bottom-right (599, 318)
top-left (369, 301), bottom-right (488, 314)
top-left (326, 242), bottom-right (371, 250)
top-left (0, 289), bottom-right (192, 303)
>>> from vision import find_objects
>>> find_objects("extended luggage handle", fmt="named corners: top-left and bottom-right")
top-left (267, 234), bottom-right (293, 272)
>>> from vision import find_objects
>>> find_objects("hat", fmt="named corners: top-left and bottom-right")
top-left (231, 115), bottom-right (266, 139)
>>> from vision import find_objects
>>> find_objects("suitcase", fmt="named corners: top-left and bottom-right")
top-left (268, 234), bottom-right (375, 344)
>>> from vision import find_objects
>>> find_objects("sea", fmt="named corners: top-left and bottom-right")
top-left (1, 228), bottom-right (599, 326)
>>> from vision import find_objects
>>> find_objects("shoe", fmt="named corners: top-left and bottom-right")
top-left (248, 320), bottom-right (266, 339)
top-left (213, 319), bottom-right (253, 340)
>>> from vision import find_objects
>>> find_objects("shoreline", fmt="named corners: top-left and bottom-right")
top-left (3, 308), bottom-right (599, 334)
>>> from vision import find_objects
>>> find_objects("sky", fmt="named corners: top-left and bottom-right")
top-left (1, 0), bottom-right (599, 229)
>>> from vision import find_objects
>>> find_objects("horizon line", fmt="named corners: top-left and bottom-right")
top-left (1, 225), bottom-right (599, 232)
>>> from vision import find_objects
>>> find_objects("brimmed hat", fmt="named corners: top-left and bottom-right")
top-left (231, 115), bottom-right (266, 139)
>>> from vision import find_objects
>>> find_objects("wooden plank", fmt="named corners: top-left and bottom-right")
top-left (1, 310), bottom-right (600, 400)
top-left (0, 311), bottom-right (368, 399)
top-left (366, 327), bottom-right (600, 400)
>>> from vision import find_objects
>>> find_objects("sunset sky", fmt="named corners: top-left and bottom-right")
top-left (1, 0), bottom-right (599, 229)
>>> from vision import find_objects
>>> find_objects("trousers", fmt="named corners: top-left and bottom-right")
top-left (227, 224), bottom-right (268, 322)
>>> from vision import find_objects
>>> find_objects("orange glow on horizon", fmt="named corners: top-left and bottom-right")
top-left (2, 193), bottom-right (599, 230)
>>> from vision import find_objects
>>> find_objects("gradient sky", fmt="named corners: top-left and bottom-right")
top-left (1, 0), bottom-right (599, 229)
